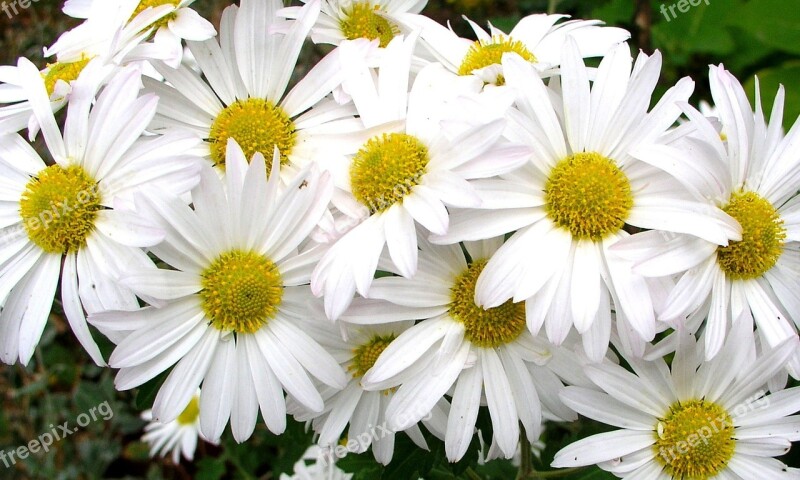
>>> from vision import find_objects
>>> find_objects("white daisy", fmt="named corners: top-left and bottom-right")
top-left (310, 34), bottom-right (531, 320)
top-left (552, 322), bottom-right (800, 479)
top-left (278, 0), bottom-right (427, 48)
top-left (279, 446), bottom-right (353, 480)
top-left (58, 0), bottom-right (215, 68)
top-left (617, 65), bottom-right (800, 366)
top-left (143, 0), bottom-right (357, 180)
top-left (342, 236), bottom-right (579, 461)
top-left (287, 319), bottom-right (448, 465)
top-left (409, 11), bottom-right (629, 86)
top-left (431, 43), bottom-right (741, 360)
top-left (141, 391), bottom-right (217, 464)
top-left (0, 65), bottom-right (202, 366)
top-left (89, 141), bottom-right (347, 443)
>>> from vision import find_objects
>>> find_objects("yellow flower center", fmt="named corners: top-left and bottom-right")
top-left (176, 396), bottom-right (200, 426)
top-left (349, 335), bottom-right (395, 378)
top-left (349, 133), bottom-right (429, 214)
top-left (208, 98), bottom-right (297, 171)
top-left (19, 165), bottom-right (102, 254)
top-left (458, 35), bottom-right (537, 85)
top-left (200, 250), bottom-right (283, 334)
top-left (717, 190), bottom-right (786, 280)
top-left (339, 2), bottom-right (399, 48)
top-left (129, 0), bottom-right (179, 30)
top-left (545, 152), bottom-right (633, 240)
top-left (449, 259), bottom-right (526, 348)
top-left (42, 58), bottom-right (91, 97)
top-left (654, 400), bottom-right (735, 479)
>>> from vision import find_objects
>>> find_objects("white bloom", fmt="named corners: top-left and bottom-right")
top-left (287, 319), bottom-right (448, 465)
top-left (279, 446), bottom-right (353, 480)
top-left (141, 391), bottom-right (217, 463)
top-left (616, 65), bottom-right (800, 366)
top-left (59, 0), bottom-right (215, 67)
top-left (432, 43), bottom-right (741, 361)
top-left (345, 236), bottom-right (580, 461)
top-left (311, 35), bottom-right (531, 320)
top-left (410, 12), bottom-right (629, 86)
top-left (279, 0), bottom-right (427, 48)
top-left (0, 65), bottom-right (201, 366)
top-left (90, 141), bottom-right (346, 443)
top-left (143, 0), bottom-right (356, 181)
top-left (553, 322), bottom-right (800, 479)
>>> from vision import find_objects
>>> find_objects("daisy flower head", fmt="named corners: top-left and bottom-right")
top-left (624, 64), bottom-right (800, 365)
top-left (0, 11), bottom-right (129, 137)
top-left (0, 65), bottom-right (202, 367)
top-left (311, 35), bottom-right (531, 320)
top-left (144, 0), bottom-right (356, 181)
top-left (287, 318), bottom-right (448, 465)
top-left (59, 0), bottom-right (216, 68)
top-left (279, 0), bottom-right (427, 48)
top-left (553, 322), bottom-right (800, 479)
top-left (432, 42), bottom-right (742, 361)
top-left (410, 11), bottom-right (629, 86)
top-left (141, 390), bottom-right (218, 464)
top-left (279, 446), bottom-right (353, 480)
top-left (90, 140), bottom-right (347, 443)
top-left (340, 236), bottom-right (581, 462)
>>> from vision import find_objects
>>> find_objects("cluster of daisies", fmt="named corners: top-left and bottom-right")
top-left (0, 0), bottom-right (799, 478)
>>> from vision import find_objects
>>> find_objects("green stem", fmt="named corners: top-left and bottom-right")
top-left (516, 427), bottom-right (533, 480)
top-left (547, 0), bottom-right (562, 14)
top-left (527, 467), bottom-right (587, 478)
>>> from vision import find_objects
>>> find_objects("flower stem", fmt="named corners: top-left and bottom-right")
top-left (516, 427), bottom-right (533, 480)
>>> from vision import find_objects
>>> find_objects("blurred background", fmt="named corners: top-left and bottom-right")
top-left (0, 0), bottom-right (799, 478)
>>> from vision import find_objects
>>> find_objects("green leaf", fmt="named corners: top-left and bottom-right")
top-left (591, 0), bottom-right (635, 25)
top-left (728, 0), bottom-right (800, 56)
top-left (195, 457), bottom-right (227, 480)
top-left (134, 370), bottom-right (169, 411)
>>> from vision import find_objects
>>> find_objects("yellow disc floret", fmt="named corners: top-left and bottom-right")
top-left (449, 259), bottom-right (526, 348)
top-left (717, 190), bottom-right (786, 280)
top-left (458, 35), bottom-right (537, 85)
top-left (208, 98), bottom-right (297, 171)
top-left (339, 2), bottom-right (399, 47)
top-left (19, 165), bottom-right (102, 254)
top-left (42, 57), bottom-right (91, 97)
top-left (654, 399), bottom-right (735, 478)
top-left (200, 250), bottom-right (283, 334)
top-left (176, 396), bottom-right (200, 425)
top-left (349, 133), bottom-right (429, 214)
top-left (349, 335), bottom-right (395, 378)
top-left (545, 152), bottom-right (633, 240)
top-left (129, 0), bottom-right (179, 30)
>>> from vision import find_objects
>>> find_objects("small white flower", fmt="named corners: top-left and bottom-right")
top-left (553, 323), bottom-right (800, 479)
top-left (433, 43), bottom-right (741, 361)
top-left (617, 65), bottom-right (800, 367)
top-left (279, 0), bottom-right (427, 48)
top-left (287, 319), bottom-right (449, 465)
top-left (410, 12), bottom-right (629, 86)
top-left (91, 140), bottom-right (346, 443)
top-left (343, 237), bottom-right (582, 461)
top-left (311, 35), bottom-right (530, 320)
top-left (0, 65), bottom-right (202, 366)
top-left (141, 391), bottom-right (217, 463)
